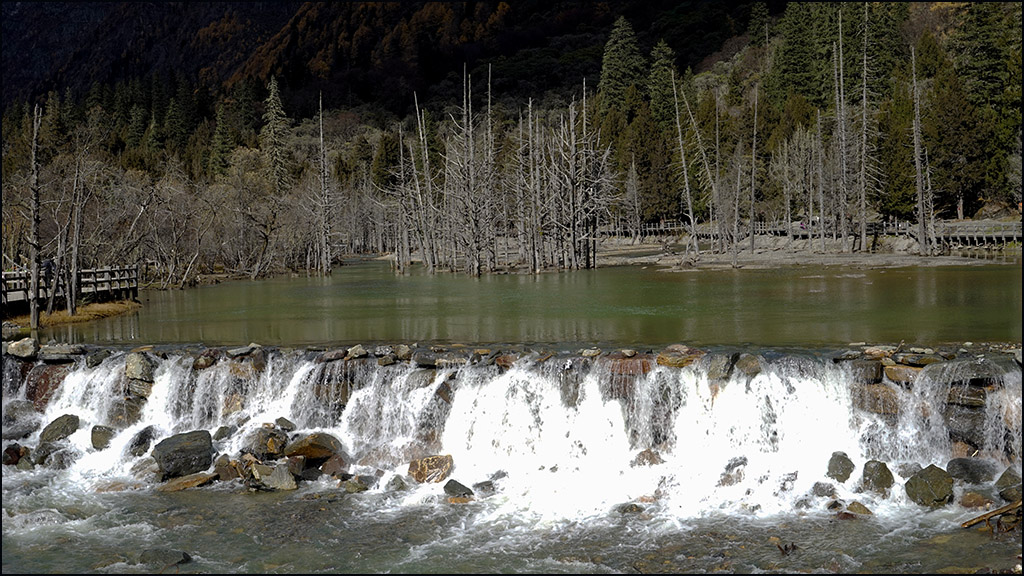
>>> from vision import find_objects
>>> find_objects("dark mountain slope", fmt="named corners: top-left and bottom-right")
top-left (2, 1), bottom-right (762, 114)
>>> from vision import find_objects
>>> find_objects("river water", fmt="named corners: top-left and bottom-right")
top-left (39, 260), bottom-right (1024, 348)
top-left (4, 261), bottom-right (1023, 573)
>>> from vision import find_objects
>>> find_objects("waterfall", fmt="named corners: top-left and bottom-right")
top-left (3, 345), bottom-right (1021, 522)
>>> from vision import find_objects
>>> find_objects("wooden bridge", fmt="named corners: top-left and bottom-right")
top-left (1, 265), bottom-right (139, 310)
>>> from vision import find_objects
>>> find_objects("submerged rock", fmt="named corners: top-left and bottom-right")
top-left (444, 479), bottom-right (473, 497)
top-left (138, 548), bottom-right (191, 567)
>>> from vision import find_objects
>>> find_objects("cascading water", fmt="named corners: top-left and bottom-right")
top-left (2, 346), bottom-right (1022, 573)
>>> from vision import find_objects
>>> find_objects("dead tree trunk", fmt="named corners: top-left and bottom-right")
top-left (29, 105), bottom-right (42, 331)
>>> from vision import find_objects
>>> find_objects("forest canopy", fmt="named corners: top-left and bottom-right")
top-left (2, 2), bottom-right (1021, 288)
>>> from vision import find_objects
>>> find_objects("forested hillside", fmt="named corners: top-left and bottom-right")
top-left (2, 2), bottom-right (1020, 292)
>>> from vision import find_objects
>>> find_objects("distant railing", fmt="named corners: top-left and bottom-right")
top-left (1, 265), bottom-right (139, 308)
top-left (601, 219), bottom-right (1021, 244)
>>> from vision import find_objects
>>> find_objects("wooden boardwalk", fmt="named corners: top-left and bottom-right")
top-left (2, 266), bottom-right (139, 309)
top-left (602, 219), bottom-right (1022, 244)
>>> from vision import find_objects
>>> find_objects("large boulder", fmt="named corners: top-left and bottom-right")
top-left (151, 430), bottom-right (214, 480)
top-left (108, 394), bottom-right (148, 428)
top-left (904, 464), bottom-right (954, 507)
top-left (283, 432), bottom-right (344, 462)
top-left (25, 363), bottom-right (73, 411)
top-left (126, 426), bottom-right (157, 457)
top-left (2, 399), bottom-right (42, 440)
top-left (656, 344), bottom-right (705, 368)
top-left (251, 462), bottom-right (297, 491)
top-left (859, 460), bottom-right (894, 496)
top-left (125, 351), bottom-right (159, 382)
top-left (408, 454), bottom-right (454, 483)
top-left (39, 414), bottom-right (80, 443)
top-left (994, 467), bottom-right (1022, 503)
top-left (827, 451), bottom-right (855, 483)
top-left (243, 426), bottom-right (289, 461)
top-left (7, 337), bottom-right (39, 359)
top-left (92, 425), bottom-right (115, 450)
top-left (945, 458), bottom-right (1000, 485)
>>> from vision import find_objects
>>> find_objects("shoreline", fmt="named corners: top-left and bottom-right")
top-left (595, 234), bottom-right (1022, 271)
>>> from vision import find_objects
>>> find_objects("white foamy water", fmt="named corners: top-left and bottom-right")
top-left (3, 347), bottom-right (1021, 573)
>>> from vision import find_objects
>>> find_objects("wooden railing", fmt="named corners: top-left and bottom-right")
top-left (601, 219), bottom-right (1021, 244)
top-left (2, 265), bottom-right (139, 307)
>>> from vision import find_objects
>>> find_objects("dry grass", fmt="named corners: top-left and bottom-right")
top-left (6, 300), bottom-right (142, 328)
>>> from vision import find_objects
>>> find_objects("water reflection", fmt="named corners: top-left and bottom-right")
top-left (40, 261), bottom-right (1022, 348)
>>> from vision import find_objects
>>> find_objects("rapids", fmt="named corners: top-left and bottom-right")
top-left (2, 345), bottom-right (1022, 573)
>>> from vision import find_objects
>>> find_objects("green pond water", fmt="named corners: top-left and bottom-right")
top-left (45, 259), bottom-right (1022, 349)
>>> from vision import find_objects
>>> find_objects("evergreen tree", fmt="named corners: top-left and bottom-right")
top-left (877, 75), bottom-right (916, 220)
top-left (125, 105), bottom-right (148, 150)
top-left (952, 2), bottom-right (1013, 109)
top-left (770, 3), bottom-right (818, 106)
top-left (924, 65), bottom-right (1001, 218)
top-left (209, 102), bottom-right (233, 176)
top-left (371, 131), bottom-right (401, 189)
top-left (648, 40), bottom-right (679, 133)
top-left (598, 16), bottom-right (646, 117)
top-left (163, 97), bottom-right (188, 153)
top-left (747, 2), bottom-right (770, 47)
top-left (260, 76), bottom-right (292, 195)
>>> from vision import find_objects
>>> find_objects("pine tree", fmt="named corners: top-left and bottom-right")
top-left (647, 40), bottom-right (679, 133)
top-left (771, 3), bottom-right (818, 105)
top-left (260, 75), bottom-right (292, 196)
top-left (747, 2), bottom-right (770, 48)
top-left (598, 16), bottom-right (646, 117)
top-left (924, 65), bottom-right (1000, 218)
top-left (953, 2), bottom-right (1012, 109)
top-left (209, 102), bottom-right (233, 176)
top-left (163, 97), bottom-right (188, 153)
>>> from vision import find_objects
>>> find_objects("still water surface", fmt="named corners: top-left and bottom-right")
top-left (46, 260), bottom-right (1023, 348)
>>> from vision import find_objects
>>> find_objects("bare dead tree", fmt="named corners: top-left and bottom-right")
top-left (749, 83), bottom-right (759, 254)
top-left (911, 46), bottom-right (930, 255)
top-left (671, 70), bottom-right (699, 257)
top-left (29, 104), bottom-right (42, 331)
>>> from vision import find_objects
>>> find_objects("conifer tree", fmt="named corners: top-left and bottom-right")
top-left (648, 40), bottom-right (679, 133)
top-left (953, 2), bottom-right (1012, 109)
top-left (598, 16), bottom-right (646, 117)
top-left (260, 75), bottom-right (292, 196)
top-left (209, 102), bottom-right (233, 176)
top-left (747, 2), bottom-right (770, 48)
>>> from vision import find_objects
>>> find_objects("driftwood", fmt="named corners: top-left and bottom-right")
top-left (961, 499), bottom-right (1022, 529)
